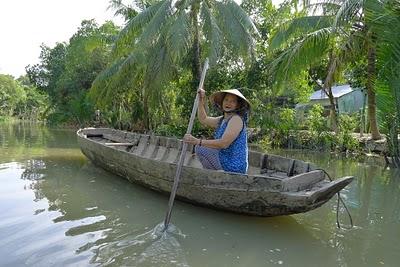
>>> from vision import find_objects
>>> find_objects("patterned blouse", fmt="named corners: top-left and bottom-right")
top-left (214, 115), bottom-right (248, 174)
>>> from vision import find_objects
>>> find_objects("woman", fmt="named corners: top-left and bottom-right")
top-left (183, 88), bottom-right (250, 174)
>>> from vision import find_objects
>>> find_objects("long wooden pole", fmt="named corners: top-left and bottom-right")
top-left (163, 58), bottom-right (209, 230)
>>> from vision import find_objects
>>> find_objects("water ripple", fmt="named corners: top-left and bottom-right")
top-left (91, 223), bottom-right (189, 266)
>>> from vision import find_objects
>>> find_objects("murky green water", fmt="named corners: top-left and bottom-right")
top-left (1, 122), bottom-right (399, 266)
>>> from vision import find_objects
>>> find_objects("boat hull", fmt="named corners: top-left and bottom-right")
top-left (77, 128), bottom-right (353, 216)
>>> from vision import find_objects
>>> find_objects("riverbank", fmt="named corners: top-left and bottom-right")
top-left (3, 119), bottom-right (398, 168)
top-left (249, 128), bottom-right (400, 168)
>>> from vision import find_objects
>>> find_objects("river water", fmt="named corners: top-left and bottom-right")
top-left (0, 122), bottom-right (399, 267)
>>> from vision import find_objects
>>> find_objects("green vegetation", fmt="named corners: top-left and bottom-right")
top-left (259, 104), bottom-right (360, 154)
top-left (0, 74), bottom-right (49, 121)
top-left (26, 20), bottom-right (120, 126)
top-left (91, 0), bottom-right (258, 130)
top-left (1, 0), bottom-right (399, 164)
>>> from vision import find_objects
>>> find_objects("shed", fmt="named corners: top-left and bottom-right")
top-left (296, 85), bottom-right (366, 117)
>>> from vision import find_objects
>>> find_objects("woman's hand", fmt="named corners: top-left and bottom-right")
top-left (183, 134), bottom-right (200, 145)
top-left (198, 88), bottom-right (206, 101)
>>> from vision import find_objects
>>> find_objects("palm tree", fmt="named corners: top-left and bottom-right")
top-left (367, 0), bottom-right (400, 165)
top-left (269, 6), bottom-right (344, 131)
top-left (107, 0), bottom-right (142, 21)
top-left (334, 0), bottom-right (382, 139)
top-left (91, 0), bottom-right (258, 129)
top-left (270, 0), bottom-right (383, 139)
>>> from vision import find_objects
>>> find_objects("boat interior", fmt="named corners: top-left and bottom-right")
top-left (80, 128), bottom-right (316, 181)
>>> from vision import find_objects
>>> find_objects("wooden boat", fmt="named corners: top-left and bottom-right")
top-left (77, 128), bottom-right (353, 217)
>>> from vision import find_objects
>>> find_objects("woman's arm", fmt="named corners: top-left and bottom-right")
top-left (184, 115), bottom-right (243, 149)
top-left (197, 89), bottom-right (221, 129)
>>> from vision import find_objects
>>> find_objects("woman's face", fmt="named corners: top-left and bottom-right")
top-left (222, 94), bottom-right (239, 112)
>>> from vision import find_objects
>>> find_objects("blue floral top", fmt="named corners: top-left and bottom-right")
top-left (214, 116), bottom-right (248, 174)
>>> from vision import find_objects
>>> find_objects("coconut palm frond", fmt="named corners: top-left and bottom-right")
top-left (225, 0), bottom-right (259, 36)
top-left (368, 0), bottom-right (400, 115)
top-left (270, 28), bottom-right (332, 87)
top-left (367, 0), bottom-right (400, 75)
top-left (334, 0), bottom-right (363, 28)
top-left (270, 15), bottom-right (334, 50)
top-left (90, 57), bottom-right (126, 106)
top-left (136, 0), bottom-right (175, 47)
top-left (376, 79), bottom-right (396, 113)
top-left (114, 1), bottom-right (164, 48)
top-left (166, 8), bottom-right (193, 63)
top-left (366, 0), bottom-right (400, 159)
top-left (111, 39), bottom-right (137, 61)
top-left (144, 40), bottom-right (175, 102)
top-left (108, 0), bottom-right (141, 21)
top-left (90, 50), bottom-right (147, 108)
top-left (376, 75), bottom-right (400, 150)
top-left (337, 29), bottom-right (365, 62)
top-left (305, 2), bottom-right (341, 15)
top-left (201, 2), bottom-right (224, 64)
top-left (214, 1), bottom-right (256, 57)
top-left (108, 0), bottom-right (129, 16)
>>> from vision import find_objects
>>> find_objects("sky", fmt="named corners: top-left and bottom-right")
top-left (0, 0), bottom-right (284, 78)
top-left (0, 0), bottom-right (125, 78)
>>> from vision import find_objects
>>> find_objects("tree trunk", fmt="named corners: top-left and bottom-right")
top-left (326, 87), bottom-right (338, 132)
top-left (366, 45), bottom-right (381, 140)
top-left (324, 52), bottom-right (338, 132)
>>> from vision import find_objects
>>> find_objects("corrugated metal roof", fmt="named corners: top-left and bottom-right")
top-left (310, 84), bottom-right (353, 100)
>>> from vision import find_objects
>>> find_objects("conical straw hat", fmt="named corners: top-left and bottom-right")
top-left (209, 89), bottom-right (251, 110)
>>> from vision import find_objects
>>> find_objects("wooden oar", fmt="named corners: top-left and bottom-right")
top-left (163, 58), bottom-right (209, 230)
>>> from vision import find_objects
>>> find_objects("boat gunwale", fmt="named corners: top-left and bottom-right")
top-left (77, 128), bottom-right (352, 194)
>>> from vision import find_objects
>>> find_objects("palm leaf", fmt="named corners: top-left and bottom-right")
top-left (270, 15), bottom-right (334, 50)
top-left (336, 29), bottom-right (366, 62)
top-left (95, 0), bottom-right (259, 124)
top-left (90, 57), bottom-right (125, 105)
top-left (367, 0), bottom-right (400, 87)
top-left (224, 0), bottom-right (259, 36)
top-left (90, 51), bottom-right (146, 107)
top-left (166, 6), bottom-right (193, 63)
top-left (334, 0), bottom-right (363, 28)
top-left (144, 42), bottom-right (175, 103)
top-left (304, 1), bottom-right (341, 15)
top-left (367, 0), bottom-right (400, 159)
top-left (214, 0), bottom-right (256, 57)
top-left (137, 0), bottom-right (175, 47)
top-left (201, 2), bottom-right (224, 64)
top-left (114, 1), bottom-right (164, 50)
top-left (270, 28), bottom-right (332, 87)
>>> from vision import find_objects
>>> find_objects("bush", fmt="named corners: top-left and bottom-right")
top-left (307, 104), bottom-right (327, 134)
top-left (155, 121), bottom-right (213, 139)
top-left (256, 107), bottom-right (298, 148)
top-left (335, 114), bottom-right (360, 152)
top-left (258, 135), bottom-right (272, 151)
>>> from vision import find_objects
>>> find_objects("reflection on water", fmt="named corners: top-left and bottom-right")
top-left (0, 122), bottom-right (399, 266)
